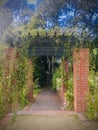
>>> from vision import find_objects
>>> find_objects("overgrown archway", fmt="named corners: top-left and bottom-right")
top-left (18, 29), bottom-right (89, 112)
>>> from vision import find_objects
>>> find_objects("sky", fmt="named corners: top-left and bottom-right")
top-left (2, 0), bottom-right (41, 25)
top-left (27, 0), bottom-right (37, 4)
top-left (3, 0), bottom-right (68, 27)
top-left (1, 0), bottom-right (97, 31)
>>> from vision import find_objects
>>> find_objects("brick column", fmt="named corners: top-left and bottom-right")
top-left (73, 49), bottom-right (89, 112)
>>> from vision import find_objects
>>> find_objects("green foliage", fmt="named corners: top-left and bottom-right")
top-left (65, 76), bottom-right (74, 102)
top-left (0, 47), bottom-right (33, 120)
top-left (87, 50), bottom-right (98, 120)
top-left (87, 71), bottom-right (98, 120)
top-left (52, 67), bottom-right (62, 90)
top-left (33, 57), bottom-right (47, 86)
top-left (65, 75), bottom-right (74, 110)
top-left (87, 94), bottom-right (98, 120)
top-left (33, 62), bottom-right (42, 85)
top-left (90, 48), bottom-right (98, 72)
top-left (27, 16), bottom-right (45, 29)
top-left (15, 52), bottom-right (29, 108)
top-left (88, 71), bottom-right (98, 95)
top-left (33, 77), bottom-right (42, 97)
top-left (34, 88), bottom-right (42, 98)
top-left (52, 60), bottom-right (74, 110)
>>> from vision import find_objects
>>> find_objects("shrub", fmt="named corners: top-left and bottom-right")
top-left (0, 47), bottom-right (33, 120)
top-left (65, 75), bottom-right (74, 110)
top-left (52, 67), bottom-right (62, 90)
top-left (65, 76), bottom-right (74, 102)
top-left (87, 71), bottom-right (98, 120)
top-left (87, 94), bottom-right (98, 120)
top-left (52, 63), bottom-right (74, 110)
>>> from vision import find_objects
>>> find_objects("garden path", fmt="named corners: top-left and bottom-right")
top-left (1, 88), bottom-right (98, 130)
top-left (29, 88), bottom-right (61, 111)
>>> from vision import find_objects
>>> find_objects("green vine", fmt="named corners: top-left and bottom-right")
top-left (87, 71), bottom-right (98, 120)
top-left (0, 47), bottom-right (34, 120)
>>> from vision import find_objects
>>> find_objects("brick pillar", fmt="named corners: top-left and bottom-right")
top-left (73, 49), bottom-right (89, 112)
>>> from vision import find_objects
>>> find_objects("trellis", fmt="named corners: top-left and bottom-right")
top-left (29, 46), bottom-right (65, 57)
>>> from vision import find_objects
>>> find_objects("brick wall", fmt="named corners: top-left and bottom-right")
top-left (73, 49), bottom-right (89, 112)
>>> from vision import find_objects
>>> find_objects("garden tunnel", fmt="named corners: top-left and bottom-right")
top-left (33, 56), bottom-right (60, 86)
top-left (28, 45), bottom-right (66, 87)
top-left (0, 30), bottom-right (90, 113)
top-left (27, 42), bottom-right (89, 112)
top-left (1, 45), bottom-right (89, 115)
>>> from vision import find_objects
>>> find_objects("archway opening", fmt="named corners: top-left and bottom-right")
top-left (33, 56), bottom-right (61, 88)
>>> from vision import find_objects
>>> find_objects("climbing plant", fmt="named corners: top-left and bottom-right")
top-left (65, 74), bottom-right (74, 110)
top-left (0, 46), bottom-right (34, 120)
top-left (87, 70), bottom-right (98, 120)
top-left (52, 66), bottom-right (62, 91)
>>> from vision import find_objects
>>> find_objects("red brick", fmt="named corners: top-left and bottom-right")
top-left (73, 49), bottom-right (89, 112)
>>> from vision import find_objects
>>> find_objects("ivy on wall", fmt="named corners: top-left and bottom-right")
top-left (0, 47), bottom-right (34, 120)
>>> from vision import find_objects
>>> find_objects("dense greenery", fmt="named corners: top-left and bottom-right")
top-left (85, 48), bottom-right (98, 120)
top-left (65, 74), bottom-right (74, 110)
top-left (52, 60), bottom-right (74, 110)
top-left (87, 71), bottom-right (98, 120)
top-left (52, 67), bottom-right (62, 91)
top-left (0, 0), bottom-right (98, 121)
top-left (33, 88), bottom-right (42, 98)
top-left (0, 47), bottom-right (33, 120)
top-left (0, 0), bottom-right (98, 46)
top-left (90, 48), bottom-right (98, 72)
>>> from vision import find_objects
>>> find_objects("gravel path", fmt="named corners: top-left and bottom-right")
top-left (29, 88), bottom-right (61, 111)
